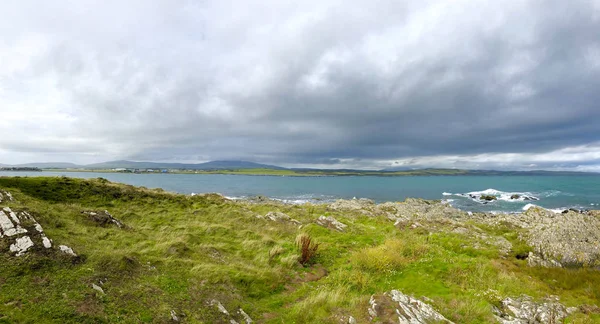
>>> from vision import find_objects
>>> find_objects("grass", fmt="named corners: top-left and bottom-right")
top-left (0, 176), bottom-right (599, 323)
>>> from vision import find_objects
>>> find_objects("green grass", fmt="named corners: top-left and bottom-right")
top-left (0, 177), bottom-right (599, 323)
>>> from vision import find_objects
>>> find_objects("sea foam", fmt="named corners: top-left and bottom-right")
top-left (444, 188), bottom-right (539, 203)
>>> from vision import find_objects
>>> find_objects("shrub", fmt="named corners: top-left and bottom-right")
top-left (295, 233), bottom-right (319, 266)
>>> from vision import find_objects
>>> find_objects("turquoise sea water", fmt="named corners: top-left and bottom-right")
top-left (1, 171), bottom-right (599, 213)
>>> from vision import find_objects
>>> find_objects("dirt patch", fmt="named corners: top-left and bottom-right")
top-left (74, 294), bottom-right (105, 317)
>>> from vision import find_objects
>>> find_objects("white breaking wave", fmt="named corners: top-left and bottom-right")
top-left (441, 199), bottom-right (454, 205)
top-left (444, 188), bottom-right (539, 203)
top-left (224, 196), bottom-right (244, 200)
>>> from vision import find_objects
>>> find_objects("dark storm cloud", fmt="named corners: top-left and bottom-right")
top-left (1, 0), bottom-right (600, 169)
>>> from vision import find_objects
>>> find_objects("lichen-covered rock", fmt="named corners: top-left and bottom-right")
top-left (92, 283), bottom-right (105, 294)
top-left (83, 210), bottom-right (125, 228)
top-left (527, 252), bottom-right (562, 268)
top-left (59, 245), bottom-right (77, 256)
top-left (493, 295), bottom-right (577, 323)
top-left (264, 211), bottom-right (301, 225)
top-left (337, 315), bottom-right (357, 324)
top-left (9, 236), bottom-right (34, 256)
top-left (368, 290), bottom-right (453, 323)
top-left (170, 310), bottom-right (179, 322)
top-left (0, 207), bottom-right (55, 256)
top-left (329, 198), bottom-right (376, 216)
top-left (316, 215), bottom-right (347, 232)
top-left (330, 197), bottom-right (465, 222)
top-left (238, 308), bottom-right (253, 324)
top-left (471, 207), bottom-right (600, 268)
top-left (0, 190), bottom-right (14, 203)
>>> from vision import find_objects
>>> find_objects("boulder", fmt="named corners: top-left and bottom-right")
top-left (264, 211), bottom-right (301, 225)
top-left (368, 290), bottom-right (453, 323)
top-left (468, 207), bottom-right (600, 268)
top-left (493, 295), bottom-right (577, 323)
top-left (329, 198), bottom-right (376, 215)
top-left (480, 195), bottom-right (498, 201)
top-left (83, 210), bottom-right (125, 228)
top-left (316, 215), bottom-right (347, 232)
top-left (0, 190), bottom-right (14, 203)
top-left (1, 207), bottom-right (54, 256)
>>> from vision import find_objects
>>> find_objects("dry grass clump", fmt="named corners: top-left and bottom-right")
top-left (353, 237), bottom-right (429, 272)
top-left (295, 233), bottom-right (319, 266)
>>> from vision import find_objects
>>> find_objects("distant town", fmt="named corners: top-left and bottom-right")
top-left (112, 168), bottom-right (172, 173)
top-left (0, 167), bottom-right (42, 172)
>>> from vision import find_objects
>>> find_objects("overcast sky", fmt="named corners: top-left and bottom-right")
top-left (1, 1), bottom-right (600, 170)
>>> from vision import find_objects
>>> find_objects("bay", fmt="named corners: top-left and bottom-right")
top-left (1, 171), bottom-right (599, 213)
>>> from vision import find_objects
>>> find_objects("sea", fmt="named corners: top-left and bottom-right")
top-left (1, 171), bottom-right (599, 213)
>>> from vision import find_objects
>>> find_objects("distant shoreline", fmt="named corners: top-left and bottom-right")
top-left (3, 168), bottom-right (598, 178)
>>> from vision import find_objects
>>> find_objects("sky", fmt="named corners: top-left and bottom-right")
top-left (1, 0), bottom-right (600, 171)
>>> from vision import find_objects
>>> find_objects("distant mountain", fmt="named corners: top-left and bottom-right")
top-left (196, 160), bottom-right (286, 170)
top-left (1, 160), bottom-right (598, 175)
top-left (381, 168), bottom-right (598, 176)
top-left (82, 160), bottom-right (285, 170)
top-left (380, 166), bottom-right (415, 171)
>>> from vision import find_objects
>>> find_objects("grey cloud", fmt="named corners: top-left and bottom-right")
top-left (0, 0), bottom-right (600, 169)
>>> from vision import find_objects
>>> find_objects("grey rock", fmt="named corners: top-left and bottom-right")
top-left (83, 210), bottom-right (125, 228)
top-left (209, 300), bottom-right (239, 324)
top-left (471, 206), bottom-right (600, 268)
top-left (0, 190), bottom-right (13, 203)
top-left (9, 236), bottom-right (34, 256)
top-left (316, 215), bottom-right (347, 232)
top-left (494, 295), bottom-right (577, 323)
top-left (92, 283), bottom-right (105, 294)
top-left (59, 245), bottom-right (77, 256)
top-left (170, 310), bottom-right (179, 322)
top-left (264, 211), bottom-right (301, 225)
top-left (1, 207), bottom-right (58, 256)
top-left (369, 290), bottom-right (453, 323)
top-left (238, 308), bottom-right (253, 324)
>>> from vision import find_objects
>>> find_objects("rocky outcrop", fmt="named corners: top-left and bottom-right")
top-left (493, 295), bottom-right (577, 323)
top-left (0, 207), bottom-right (76, 258)
top-left (328, 198), bottom-right (600, 269)
top-left (474, 207), bottom-right (600, 268)
top-left (83, 210), bottom-right (125, 228)
top-left (330, 198), bottom-right (376, 215)
top-left (0, 190), bottom-right (14, 203)
top-left (261, 211), bottom-right (301, 225)
top-left (1, 207), bottom-right (53, 256)
top-left (330, 198), bottom-right (465, 222)
top-left (480, 195), bottom-right (497, 201)
top-left (316, 215), bottom-right (347, 232)
top-left (368, 290), bottom-right (453, 323)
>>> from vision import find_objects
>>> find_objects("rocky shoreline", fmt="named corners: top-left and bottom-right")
top-left (245, 195), bottom-right (600, 270)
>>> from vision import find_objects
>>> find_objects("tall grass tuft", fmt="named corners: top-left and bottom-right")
top-left (295, 233), bottom-right (319, 266)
